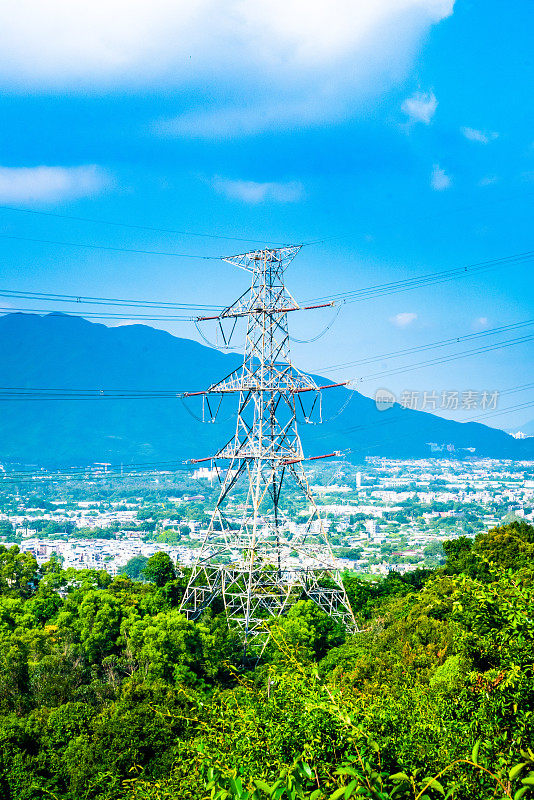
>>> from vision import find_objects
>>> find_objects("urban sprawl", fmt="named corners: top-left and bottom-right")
top-left (1, 458), bottom-right (533, 578)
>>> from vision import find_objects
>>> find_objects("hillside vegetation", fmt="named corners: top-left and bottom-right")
top-left (0, 522), bottom-right (533, 799)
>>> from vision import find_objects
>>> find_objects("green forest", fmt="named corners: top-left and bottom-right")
top-left (0, 521), bottom-right (533, 800)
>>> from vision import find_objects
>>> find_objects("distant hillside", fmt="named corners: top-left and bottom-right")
top-left (0, 312), bottom-right (531, 467)
top-left (516, 418), bottom-right (534, 436)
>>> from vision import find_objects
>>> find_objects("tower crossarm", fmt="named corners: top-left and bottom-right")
top-left (280, 451), bottom-right (342, 465)
top-left (184, 362), bottom-right (318, 396)
top-left (207, 373), bottom-right (317, 394)
top-left (197, 300), bottom-right (334, 321)
top-left (221, 244), bottom-right (302, 272)
top-left (183, 379), bottom-right (347, 397)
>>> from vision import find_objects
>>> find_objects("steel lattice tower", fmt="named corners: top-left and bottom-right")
top-left (180, 246), bottom-right (355, 659)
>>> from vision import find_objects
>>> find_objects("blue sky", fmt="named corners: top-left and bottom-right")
top-left (1, 0), bottom-right (533, 430)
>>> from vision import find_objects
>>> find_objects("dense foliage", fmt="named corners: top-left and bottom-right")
top-left (0, 523), bottom-right (533, 799)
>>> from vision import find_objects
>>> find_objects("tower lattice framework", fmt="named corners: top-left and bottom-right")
top-left (180, 246), bottom-right (355, 658)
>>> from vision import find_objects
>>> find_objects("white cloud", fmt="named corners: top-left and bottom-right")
top-left (212, 177), bottom-right (304, 204)
top-left (0, 165), bottom-right (111, 203)
top-left (390, 312), bottom-right (418, 328)
top-left (0, 2), bottom-right (454, 132)
top-left (0, 1), bottom-right (455, 87)
top-left (472, 316), bottom-right (489, 330)
top-left (401, 90), bottom-right (437, 124)
top-left (461, 127), bottom-right (498, 144)
top-left (430, 163), bottom-right (451, 190)
top-left (156, 98), bottom-right (333, 139)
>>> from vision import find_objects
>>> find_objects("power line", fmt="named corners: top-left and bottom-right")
top-left (317, 318), bottom-right (534, 373)
top-left (0, 233), bottom-right (219, 259)
top-left (0, 288), bottom-right (221, 311)
top-left (0, 387), bottom-right (218, 400)
top-left (468, 399), bottom-right (534, 424)
top-left (331, 399), bottom-right (534, 457)
top-left (1, 457), bottom-right (201, 478)
top-left (499, 381), bottom-right (534, 397)
top-left (363, 398), bottom-right (534, 444)
top-left (4, 183), bottom-right (531, 254)
top-left (305, 251), bottom-right (534, 305)
top-left (0, 389), bottom-right (191, 400)
top-left (3, 381), bottom-right (533, 476)
top-left (0, 204), bottom-right (286, 246)
top-left (313, 392), bottom-right (534, 443)
top-left (4, 398), bottom-right (533, 483)
top-left (0, 459), bottom-right (190, 483)
top-left (1, 331), bottom-right (533, 402)
top-left (349, 332), bottom-right (534, 385)
top-left (0, 307), bottom-right (195, 321)
top-left (0, 387), bottom-right (186, 394)
top-left (311, 346), bottom-right (534, 438)
top-left (0, 249), bottom-right (531, 319)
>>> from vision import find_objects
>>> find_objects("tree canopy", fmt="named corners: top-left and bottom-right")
top-left (142, 551), bottom-right (176, 586)
top-left (0, 523), bottom-right (532, 799)
top-left (120, 554), bottom-right (149, 580)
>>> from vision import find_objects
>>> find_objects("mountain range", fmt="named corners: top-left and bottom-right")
top-left (1, 312), bottom-right (532, 468)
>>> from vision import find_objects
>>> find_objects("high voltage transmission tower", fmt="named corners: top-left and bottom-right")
top-left (179, 246), bottom-right (356, 660)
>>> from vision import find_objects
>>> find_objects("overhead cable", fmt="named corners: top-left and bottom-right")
top-left (0, 203), bottom-right (286, 245)
top-left (317, 318), bottom-right (534, 373)
top-left (0, 233), bottom-right (218, 259)
top-left (305, 251), bottom-right (534, 305)
top-left (0, 288), bottom-right (221, 311)
top-left (1, 332), bottom-right (533, 403)
top-left (1, 249), bottom-right (531, 319)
